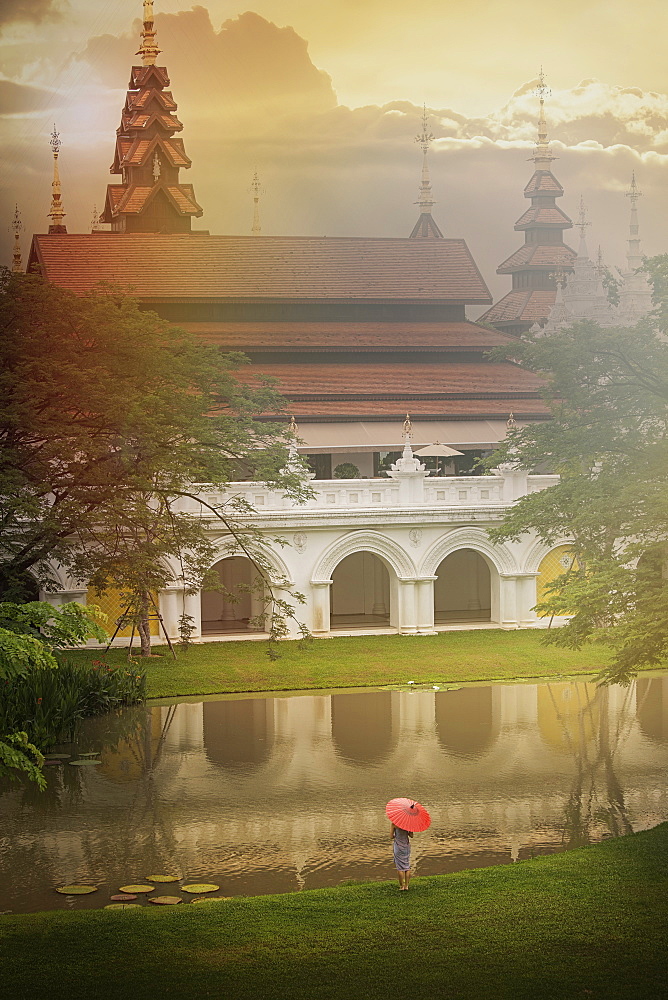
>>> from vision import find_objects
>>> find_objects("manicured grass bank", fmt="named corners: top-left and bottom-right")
top-left (3, 824), bottom-right (667, 1000)
top-left (65, 630), bottom-right (615, 699)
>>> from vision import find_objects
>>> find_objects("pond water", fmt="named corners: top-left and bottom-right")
top-left (1, 673), bottom-right (668, 914)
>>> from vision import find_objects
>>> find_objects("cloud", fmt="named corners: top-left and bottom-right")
top-left (82, 7), bottom-right (337, 118)
top-left (1, 14), bottom-right (667, 306)
top-left (0, 0), bottom-right (61, 29)
top-left (0, 77), bottom-right (54, 114)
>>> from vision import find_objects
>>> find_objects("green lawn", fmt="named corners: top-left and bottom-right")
top-left (2, 823), bottom-right (667, 1000)
top-left (63, 629), bottom-right (615, 699)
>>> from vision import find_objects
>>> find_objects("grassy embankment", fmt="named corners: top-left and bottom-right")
top-left (2, 823), bottom-right (667, 1000)
top-left (64, 629), bottom-right (616, 699)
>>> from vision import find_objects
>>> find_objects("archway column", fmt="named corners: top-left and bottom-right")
top-left (183, 590), bottom-right (202, 639)
top-left (516, 572), bottom-right (540, 627)
top-left (311, 580), bottom-right (332, 635)
top-left (398, 579), bottom-right (418, 634)
top-left (159, 587), bottom-right (181, 639)
top-left (416, 577), bottom-right (437, 634)
top-left (220, 560), bottom-right (236, 620)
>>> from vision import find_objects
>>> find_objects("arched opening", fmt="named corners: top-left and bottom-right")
top-left (330, 551), bottom-right (391, 630)
top-left (200, 556), bottom-right (267, 636)
top-left (435, 687), bottom-right (499, 758)
top-left (203, 698), bottom-right (274, 771)
top-left (331, 691), bottom-right (399, 766)
top-left (434, 549), bottom-right (491, 623)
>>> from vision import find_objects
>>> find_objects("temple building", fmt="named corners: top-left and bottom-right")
top-left (23, 4), bottom-right (575, 642)
top-left (480, 71), bottom-right (577, 336)
top-left (541, 179), bottom-right (653, 335)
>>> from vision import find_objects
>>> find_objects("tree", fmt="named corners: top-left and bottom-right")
top-left (0, 601), bottom-right (106, 788)
top-left (486, 261), bottom-right (668, 683)
top-left (0, 270), bottom-right (311, 653)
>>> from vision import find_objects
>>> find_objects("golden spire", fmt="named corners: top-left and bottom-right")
top-left (415, 104), bottom-right (436, 213)
top-left (47, 125), bottom-right (67, 234)
top-left (250, 169), bottom-right (263, 236)
top-left (576, 194), bottom-right (591, 257)
top-left (137, 0), bottom-right (161, 66)
top-left (91, 205), bottom-right (101, 232)
top-left (11, 205), bottom-right (23, 273)
top-left (531, 67), bottom-right (554, 164)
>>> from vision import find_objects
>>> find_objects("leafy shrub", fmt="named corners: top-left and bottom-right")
top-left (0, 659), bottom-right (146, 751)
top-left (333, 463), bottom-right (361, 479)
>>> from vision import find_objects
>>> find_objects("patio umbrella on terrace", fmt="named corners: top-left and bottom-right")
top-left (413, 441), bottom-right (463, 477)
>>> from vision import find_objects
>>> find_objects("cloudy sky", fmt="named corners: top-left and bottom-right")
top-left (1, 0), bottom-right (666, 302)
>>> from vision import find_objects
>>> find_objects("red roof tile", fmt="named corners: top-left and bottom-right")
top-left (166, 185), bottom-right (201, 213)
top-left (514, 206), bottom-right (572, 230)
top-left (236, 362), bottom-right (544, 396)
top-left (479, 290), bottom-right (556, 325)
top-left (31, 235), bottom-right (492, 303)
top-left (129, 65), bottom-right (170, 90)
top-left (279, 398), bottom-right (551, 418)
top-left (497, 243), bottom-right (576, 274)
top-left (180, 321), bottom-right (515, 351)
top-left (524, 171), bottom-right (564, 196)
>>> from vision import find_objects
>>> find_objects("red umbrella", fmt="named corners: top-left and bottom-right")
top-left (386, 797), bottom-right (431, 832)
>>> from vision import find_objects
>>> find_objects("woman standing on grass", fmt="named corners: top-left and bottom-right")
top-left (391, 822), bottom-right (414, 890)
top-left (386, 797), bottom-right (431, 891)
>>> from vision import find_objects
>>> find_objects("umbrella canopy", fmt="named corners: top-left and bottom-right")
top-left (386, 797), bottom-right (431, 832)
top-left (414, 441), bottom-right (463, 457)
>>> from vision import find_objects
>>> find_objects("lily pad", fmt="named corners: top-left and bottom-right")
top-left (119, 884), bottom-right (155, 894)
top-left (56, 885), bottom-right (98, 895)
top-left (146, 875), bottom-right (181, 883)
top-left (104, 904), bottom-right (141, 910)
top-left (181, 884), bottom-right (220, 894)
top-left (69, 759), bottom-right (102, 766)
top-left (44, 753), bottom-right (71, 759)
top-left (43, 759), bottom-right (64, 766)
top-left (110, 894), bottom-right (137, 901)
top-left (77, 752), bottom-right (100, 757)
top-left (149, 896), bottom-right (182, 905)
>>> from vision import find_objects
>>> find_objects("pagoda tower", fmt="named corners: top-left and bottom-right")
top-left (100, 0), bottom-right (203, 234)
top-left (409, 107), bottom-right (443, 239)
top-left (617, 173), bottom-right (653, 323)
top-left (480, 71), bottom-right (576, 335)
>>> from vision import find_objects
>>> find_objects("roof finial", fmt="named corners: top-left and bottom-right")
top-left (137, 0), bottom-right (161, 66)
top-left (576, 194), bottom-right (591, 257)
top-left (532, 67), bottom-right (554, 164)
top-left (409, 104), bottom-right (443, 239)
top-left (47, 125), bottom-right (67, 234)
top-left (11, 205), bottom-right (23, 273)
top-left (250, 169), bottom-right (263, 236)
top-left (625, 171), bottom-right (643, 272)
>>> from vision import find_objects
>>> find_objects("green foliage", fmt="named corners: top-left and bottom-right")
top-left (485, 277), bottom-right (668, 682)
top-left (0, 270), bottom-right (312, 654)
top-left (0, 600), bottom-right (107, 648)
top-left (0, 730), bottom-right (45, 790)
top-left (1, 658), bottom-right (146, 750)
top-left (333, 462), bottom-right (360, 479)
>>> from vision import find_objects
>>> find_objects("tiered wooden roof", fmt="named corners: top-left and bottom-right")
top-left (100, 63), bottom-right (202, 233)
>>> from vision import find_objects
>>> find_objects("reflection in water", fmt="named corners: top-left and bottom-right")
top-left (331, 692), bottom-right (398, 766)
top-left (637, 677), bottom-right (668, 742)
top-left (1, 674), bottom-right (668, 914)
top-left (203, 699), bottom-right (274, 770)
top-left (434, 687), bottom-right (499, 757)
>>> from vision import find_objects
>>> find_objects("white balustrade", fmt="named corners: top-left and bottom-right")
top-left (172, 473), bottom-right (559, 516)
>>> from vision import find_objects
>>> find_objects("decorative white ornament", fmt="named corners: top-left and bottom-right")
top-left (293, 533), bottom-right (307, 553)
top-left (408, 528), bottom-right (423, 547)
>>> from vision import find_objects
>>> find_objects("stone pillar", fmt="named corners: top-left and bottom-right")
top-left (183, 590), bottom-right (201, 639)
top-left (372, 558), bottom-right (387, 616)
top-left (159, 588), bottom-right (181, 639)
top-left (516, 572), bottom-right (540, 627)
top-left (498, 574), bottom-right (520, 629)
top-left (220, 560), bottom-right (236, 620)
top-left (416, 577), bottom-right (437, 634)
top-left (249, 568), bottom-right (266, 630)
top-left (398, 579), bottom-right (418, 634)
top-left (311, 581), bottom-right (332, 635)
